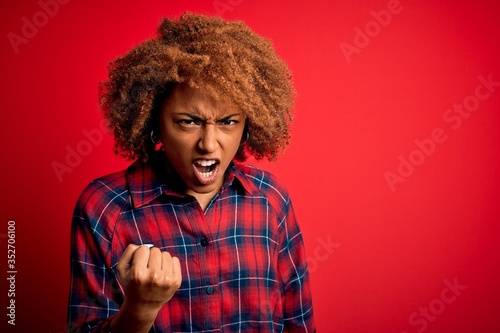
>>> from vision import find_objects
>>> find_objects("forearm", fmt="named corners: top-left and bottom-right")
top-left (279, 199), bottom-right (315, 331)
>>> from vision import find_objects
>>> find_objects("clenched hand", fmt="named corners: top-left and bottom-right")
top-left (111, 244), bottom-right (182, 333)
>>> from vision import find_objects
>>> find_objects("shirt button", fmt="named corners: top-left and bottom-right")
top-left (206, 286), bottom-right (215, 295)
top-left (200, 236), bottom-right (209, 247)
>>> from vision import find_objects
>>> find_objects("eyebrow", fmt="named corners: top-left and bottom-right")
top-left (174, 112), bottom-right (242, 122)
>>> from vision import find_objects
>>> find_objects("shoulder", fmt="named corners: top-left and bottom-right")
top-left (75, 168), bottom-right (130, 217)
top-left (234, 163), bottom-right (291, 206)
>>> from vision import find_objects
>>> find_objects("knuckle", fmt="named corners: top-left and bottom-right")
top-left (126, 243), bottom-right (139, 252)
top-left (150, 247), bottom-right (161, 255)
top-left (131, 267), bottom-right (145, 282)
top-left (137, 245), bottom-right (148, 254)
top-left (166, 274), bottom-right (182, 288)
top-left (158, 274), bottom-right (176, 288)
top-left (149, 271), bottom-right (161, 284)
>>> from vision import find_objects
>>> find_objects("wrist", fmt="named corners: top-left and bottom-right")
top-left (110, 300), bottom-right (161, 333)
top-left (123, 298), bottom-right (163, 319)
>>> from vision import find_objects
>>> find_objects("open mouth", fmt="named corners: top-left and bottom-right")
top-left (193, 159), bottom-right (219, 185)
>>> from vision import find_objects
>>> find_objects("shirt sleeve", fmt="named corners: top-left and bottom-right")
top-left (278, 197), bottom-right (316, 332)
top-left (66, 183), bottom-right (124, 333)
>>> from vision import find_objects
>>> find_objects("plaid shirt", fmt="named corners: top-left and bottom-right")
top-left (67, 155), bottom-right (315, 332)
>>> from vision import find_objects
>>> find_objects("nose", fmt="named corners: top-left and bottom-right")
top-left (197, 124), bottom-right (218, 153)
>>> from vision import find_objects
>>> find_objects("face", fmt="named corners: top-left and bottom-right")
top-left (159, 84), bottom-right (246, 199)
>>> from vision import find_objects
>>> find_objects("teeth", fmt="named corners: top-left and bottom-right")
top-left (197, 160), bottom-right (216, 166)
top-left (201, 171), bottom-right (214, 178)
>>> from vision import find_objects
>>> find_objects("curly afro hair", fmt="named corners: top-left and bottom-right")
top-left (99, 12), bottom-right (295, 162)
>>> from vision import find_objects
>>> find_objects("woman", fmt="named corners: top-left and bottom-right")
top-left (67, 13), bottom-right (315, 333)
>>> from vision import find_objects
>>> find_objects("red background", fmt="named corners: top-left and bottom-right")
top-left (1, 0), bottom-right (500, 332)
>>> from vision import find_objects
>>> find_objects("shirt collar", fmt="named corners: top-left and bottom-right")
top-left (126, 154), bottom-right (258, 209)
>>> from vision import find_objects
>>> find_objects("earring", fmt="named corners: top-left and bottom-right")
top-left (240, 131), bottom-right (250, 146)
top-left (151, 130), bottom-right (161, 145)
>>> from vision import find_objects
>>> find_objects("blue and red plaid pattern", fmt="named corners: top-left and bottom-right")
top-left (67, 155), bottom-right (315, 332)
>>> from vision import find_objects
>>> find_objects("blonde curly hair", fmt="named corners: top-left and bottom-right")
top-left (99, 12), bottom-right (295, 162)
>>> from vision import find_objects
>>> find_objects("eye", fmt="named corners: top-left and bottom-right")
top-left (177, 119), bottom-right (200, 126)
top-left (219, 119), bottom-right (238, 126)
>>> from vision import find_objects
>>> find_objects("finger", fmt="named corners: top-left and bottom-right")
top-left (117, 244), bottom-right (140, 272)
top-left (147, 247), bottom-right (162, 269)
top-left (161, 251), bottom-right (173, 273)
top-left (130, 245), bottom-right (151, 269)
top-left (171, 256), bottom-right (182, 283)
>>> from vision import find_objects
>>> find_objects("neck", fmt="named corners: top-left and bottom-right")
top-left (187, 190), bottom-right (217, 211)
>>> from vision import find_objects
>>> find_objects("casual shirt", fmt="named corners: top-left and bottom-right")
top-left (67, 155), bottom-right (315, 332)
